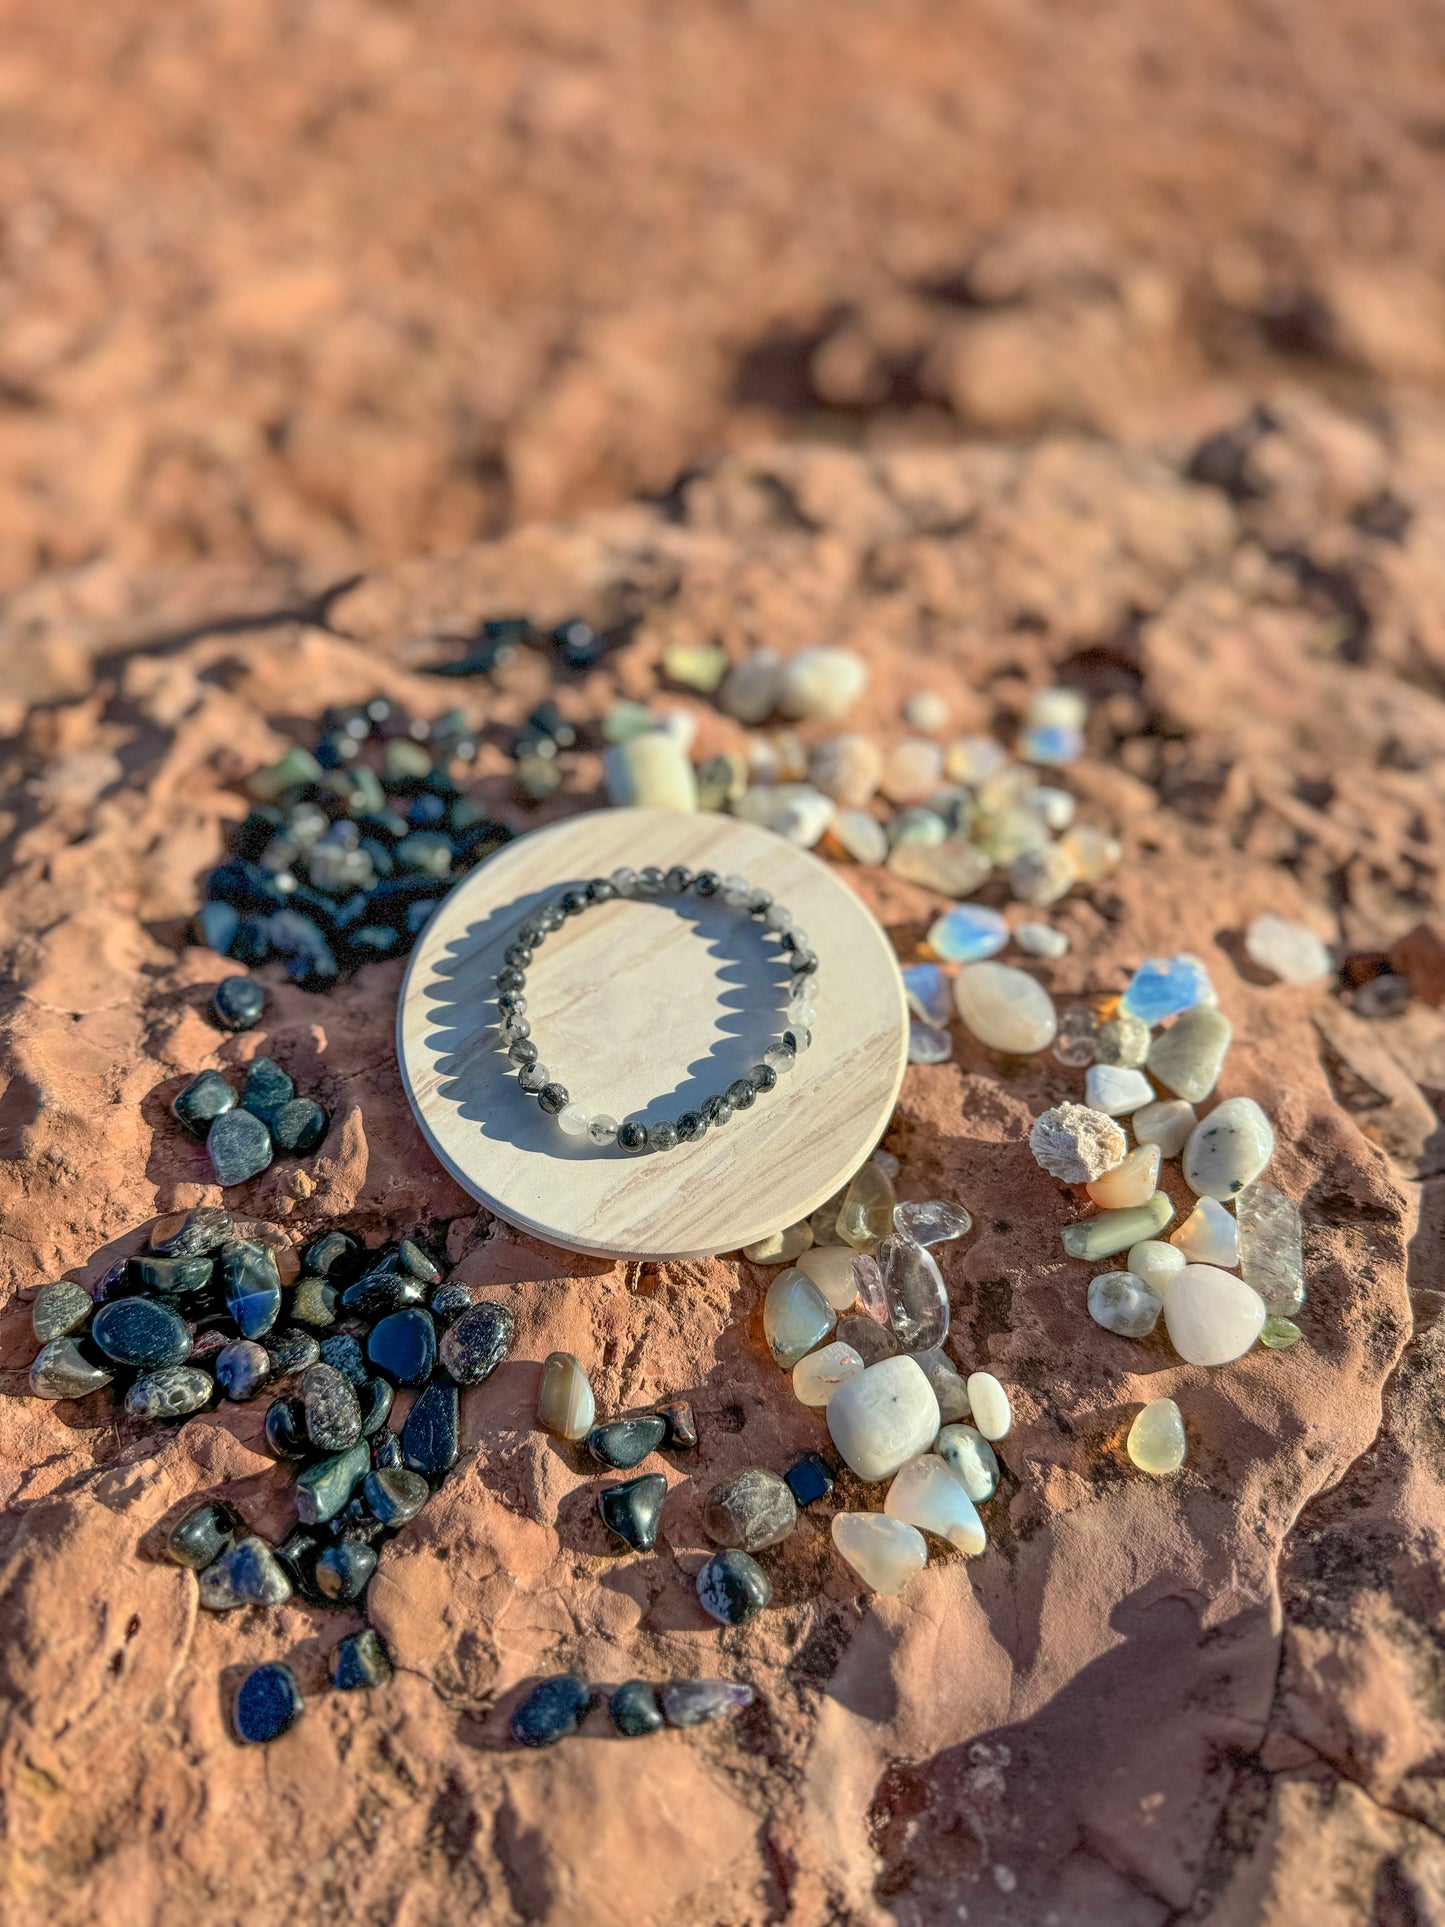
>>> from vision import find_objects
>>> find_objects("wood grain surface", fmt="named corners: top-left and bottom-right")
top-left (396, 807), bottom-right (908, 1258)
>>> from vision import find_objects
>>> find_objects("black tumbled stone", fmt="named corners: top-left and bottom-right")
top-left (359, 1376), bottom-right (395, 1437)
top-left (437, 1301), bottom-right (514, 1384)
top-left (172, 1069), bottom-right (237, 1140)
top-left (270, 1098), bottom-right (330, 1156)
top-left (363, 1465), bottom-right (429, 1527)
top-left (318, 1333), bottom-right (368, 1384)
top-left (314, 1539), bottom-right (377, 1604)
top-left (241, 1056), bottom-right (295, 1126)
top-left (126, 1365), bottom-right (214, 1421)
top-left (341, 1270), bottom-right (424, 1317)
top-left (266, 1328), bottom-right (320, 1376)
top-left (149, 1205), bottom-right (234, 1258)
top-left (274, 1528), bottom-right (324, 1602)
top-left (207, 1108), bottom-right (273, 1186)
top-left (696, 1548), bottom-right (772, 1626)
top-left (215, 1339), bottom-right (270, 1401)
top-left (332, 1628), bottom-right (392, 1691)
top-left (234, 1663), bottom-right (303, 1744)
top-left (92, 1297), bottom-right (192, 1370)
top-left (586, 1416), bottom-right (667, 1470)
top-left (397, 1239), bottom-right (441, 1284)
top-left (402, 1380), bottom-right (459, 1477)
top-left (367, 1308), bottom-right (436, 1386)
top-left (598, 1473), bottom-right (667, 1553)
top-left (302, 1229), bottom-right (364, 1280)
top-left (294, 1441), bottom-right (371, 1525)
top-left (264, 1395), bottom-right (309, 1460)
top-left (510, 1675), bottom-right (595, 1748)
top-left (220, 1239), bottom-right (282, 1339)
top-left (658, 1399), bottom-right (698, 1450)
top-left (165, 1502), bottom-right (236, 1570)
top-left (130, 1252), bottom-right (213, 1295)
top-left (371, 1430), bottom-right (402, 1470)
top-left (785, 1452), bottom-right (835, 1508)
top-left (302, 1362), bottom-right (362, 1451)
top-left (211, 977), bottom-right (265, 1032)
top-left (609, 1679), bottom-right (664, 1737)
top-left (429, 1280), bottom-right (472, 1324)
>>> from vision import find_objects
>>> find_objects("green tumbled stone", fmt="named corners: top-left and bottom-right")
top-left (207, 1109), bottom-right (273, 1186)
top-left (1061, 1192), bottom-right (1173, 1260)
top-left (1260, 1315), bottom-right (1303, 1350)
top-left (32, 1280), bottom-right (93, 1344)
top-left (295, 1441), bottom-right (371, 1525)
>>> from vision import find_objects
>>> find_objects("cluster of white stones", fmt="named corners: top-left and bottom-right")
top-left (746, 1149), bottom-right (1013, 1597)
top-left (1027, 951), bottom-right (1308, 1475)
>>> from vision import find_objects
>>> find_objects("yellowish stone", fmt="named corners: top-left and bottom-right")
top-left (837, 1160), bottom-right (897, 1254)
top-left (743, 1221), bottom-right (814, 1265)
top-left (1127, 1398), bottom-right (1186, 1475)
top-left (1085, 1143), bottom-right (1161, 1209)
top-left (795, 1243), bottom-right (865, 1310)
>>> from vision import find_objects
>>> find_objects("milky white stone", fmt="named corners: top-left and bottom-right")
top-left (1087, 1269), bottom-right (1164, 1338)
top-left (1147, 1006), bottom-right (1233, 1104)
top-left (945, 735), bottom-right (1009, 783)
top-left (1029, 1101), bottom-right (1127, 1183)
top-left (1086, 1143), bottom-right (1160, 1209)
top-left (1014, 920), bottom-right (1069, 959)
top-left (912, 1348), bottom-right (972, 1424)
top-left (880, 738), bottom-right (945, 804)
top-left (1128, 1398), bottom-right (1186, 1474)
top-left (1128, 1239), bottom-right (1186, 1291)
top-left (827, 1356), bottom-right (941, 1481)
top-left (537, 1352), bottom-right (595, 1440)
top-left (1236, 1181), bottom-right (1306, 1316)
top-left (885, 1454), bottom-right (986, 1554)
top-left (796, 1242), bottom-right (865, 1310)
top-left (808, 734), bottom-right (884, 808)
top-left (1183, 1097), bottom-right (1275, 1200)
top-left (1084, 1064), bottom-right (1154, 1117)
top-left (965, 1371), bottom-right (1011, 1441)
top-left (792, 1341), bottom-right (866, 1407)
top-left (604, 733), bottom-right (698, 811)
top-left (719, 648), bottom-right (784, 723)
top-left (936, 1424), bottom-right (1000, 1502)
top-left (777, 646), bottom-right (868, 721)
top-left (744, 1221), bottom-right (814, 1265)
top-left (763, 1268), bottom-right (837, 1367)
top-left (833, 810), bottom-right (889, 865)
top-left (903, 690), bottom-right (951, 732)
top-left (1008, 843), bottom-right (1078, 907)
top-left (954, 963), bottom-right (1058, 1054)
top-left (1245, 912), bottom-right (1334, 985)
top-left (831, 1512), bottom-right (928, 1594)
top-left (1172, 1197), bottom-right (1240, 1267)
top-left (1132, 1098), bottom-right (1197, 1159)
top-left (1163, 1264), bottom-right (1267, 1365)
top-left (890, 837), bottom-right (991, 896)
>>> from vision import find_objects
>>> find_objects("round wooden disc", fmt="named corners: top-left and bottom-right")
top-left (397, 807), bottom-right (908, 1259)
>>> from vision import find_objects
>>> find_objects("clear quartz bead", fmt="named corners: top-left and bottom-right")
top-left (764, 1043), bottom-right (797, 1075)
top-left (518, 1062), bottom-right (549, 1093)
top-left (557, 1104), bottom-right (590, 1138)
top-left (764, 904), bottom-right (793, 932)
top-left (787, 998), bottom-right (817, 1028)
top-left (588, 1114), bottom-right (619, 1147)
top-left (610, 867), bottom-right (638, 896)
top-left (721, 874), bottom-right (750, 907)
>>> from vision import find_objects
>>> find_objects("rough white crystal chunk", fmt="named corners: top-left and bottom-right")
top-left (1084, 1064), bottom-right (1155, 1116)
top-left (965, 1371), bottom-right (1011, 1441)
top-left (1163, 1264), bottom-right (1267, 1365)
top-left (953, 963), bottom-right (1058, 1054)
top-left (885, 1454), bottom-right (986, 1554)
top-left (1132, 1098), bottom-right (1197, 1159)
top-left (1147, 1006), bottom-right (1233, 1104)
top-left (1183, 1097), bottom-right (1275, 1200)
top-left (1029, 1101), bottom-right (1127, 1183)
top-left (831, 1513), bottom-right (928, 1594)
top-left (792, 1341), bottom-right (866, 1408)
top-left (1236, 1181), bottom-right (1306, 1316)
top-left (1171, 1196), bottom-right (1240, 1267)
top-left (936, 1423), bottom-right (1000, 1502)
top-left (1087, 1270), bottom-right (1164, 1338)
top-left (827, 1356), bottom-right (941, 1482)
top-left (1245, 913), bottom-right (1334, 985)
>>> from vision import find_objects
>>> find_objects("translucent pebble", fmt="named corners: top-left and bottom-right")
top-left (1172, 1197), bottom-right (1239, 1267)
top-left (893, 1199), bottom-right (972, 1246)
top-left (827, 1356), bottom-right (941, 1481)
top-left (763, 1268), bottom-right (837, 1368)
top-left (909, 1018), bottom-right (954, 1065)
top-left (837, 1161), bottom-right (897, 1254)
top-left (1147, 1007), bottom-right (1233, 1104)
top-left (832, 810), bottom-right (889, 865)
top-left (1061, 1191), bottom-right (1173, 1259)
top-left (1059, 822), bottom-right (1123, 882)
top-left (1087, 1270), bottom-right (1164, 1338)
top-left (537, 1352), bottom-right (596, 1440)
top-left (787, 996), bottom-right (818, 1030)
top-left (1236, 1181), bottom-right (1306, 1316)
top-left (796, 1243), bottom-right (867, 1310)
top-left (880, 739), bottom-right (945, 805)
top-left (965, 1371), bottom-right (1011, 1441)
top-left (877, 1234), bottom-right (950, 1352)
top-left (890, 838), bottom-right (991, 896)
top-left (1182, 1097), bottom-right (1275, 1200)
top-left (954, 963), bottom-right (1058, 1054)
top-left (1121, 954), bottom-right (1216, 1025)
top-left (1086, 1143), bottom-right (1161, 1208)
top-left (851, 1253), bottom-right (888, 1324)
top-left (792, 1342), bottom-right (866, 1407)
top-left (885, 1454), bottom-right (986, 1554)
top-left (936, 1424), bottom-right (999, 1502)
top-left (556, 1104), bottom-right (591, 1139)
top-left (807, 734), bottom-right (883, 808)
top-left (810, 1189), bottom-right (849, 1246)
top-left (1052, 1004), bottom-right (1098, 1067)
top-left (837, 1313), bottom-right (897, 1365)
top-left (903, 690), bottom-right (951, 732)
top-left (1163, 1264), bottom-right (1266, 1365)
top-left (603, 733), bottom-right (698, 811)
top-left (1128, 1239), bottom-right (1186, 1292)
top-left (944, 735), bottom-right (1008, 784)
top-left (1093, 1012), bottom-right (1150, 1069)
top-left (1128, 1399), bottom-right (1186, 1475)
top-left (777, 646), bottom-right (868, 721)
top-left (871, 1149), bottom-right (901, 1180)
top-left (1014, 921), bottom-right (1069, 959)
top-left (1029, 1101), bottom-right (1128, 1184)
top-left (1008, 844), bottom-right (1078, 907)
top-left (744, 1221), bottom-right (814, 1265)
top-left (1132, 1098), bottom-right (1197, 1159)
top-left (902, 962), bottom-right (952, 1027)
top-left (1084, 1064), bottom-right (1154, 1116)
top-left (912, 1348), bottom-right (972, 1423)
top-left (831, 1512), bottom-right (929, 1594)
top-left (764, 1041), bottom-right (799, 1075)
top-left (1260, 1315), bottom-right (1304, 1349)
top-left (1245, 913), bottom-right (1334, 985)
top-left (928, 905), bottom-right (1009, 964)
top-left (588, 1114), bottom-right (619, 1147)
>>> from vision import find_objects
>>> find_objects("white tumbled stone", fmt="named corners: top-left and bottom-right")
top-left (796, 1242), bottom-right (865, 1310)
top-left (1147, 1006), bottom-right (1233, 1104)
top-left (1245, 913), bottom-right (1334, 985)
top-left (954, 962), bottom-right (1058, 1054)
top-left (1163, 1263), bottom-right (1267, 1365)
top-left (777, 646), bottom-right (868, 721)
top-left (831, 1512), bottom-right (928, 1594)
top-left (885, 1454), bottom-right (986, 1554)
top-left (1172, 1197), bottom-right (1240, 1267)
top-left (603, 732), bottom-right (699, 811)
top-left (1127, 1239), bottom-right (1186, 1292)
top-left (936, 1423), bottom-right (1000, 1502)
top-left (1029, 1101), bottom-right (1127, 1183)
top-left (1183, 1097), bottom-right (1275, 1200)
top-left (792, 1341), bottom-right (866, 1408)
top-left (1132, 1098), bottom-right (1197, 1159)
top-left (1084, 1063), bottom-right (1155, 1116)
top-left (827, 1356), bottom-right (941, 1482)
top-left (965, 1371), bottom-right (1011, 1441)
top-left (1087, 1269), bottom-right (1165, 1338)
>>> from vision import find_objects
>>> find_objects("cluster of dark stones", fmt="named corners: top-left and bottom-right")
top-left (584, 1402), bottom-right (698, 1562)
top-left (189, 697), bottom-right (514, 988)
top-left (171, 1051), bottom-right (331, 1187)
top-left (510, 1672), bottom-right (755, 1747)
top-left (691, 1453), bottom-right (837, 1628)
top-left (28, 1205), bottom-right (516, 1745)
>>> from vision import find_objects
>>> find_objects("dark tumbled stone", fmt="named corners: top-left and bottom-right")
top-left (215, 1340), bottom-right (270, 1401)
top-left (240, 1056), bottom-right (295, 1126)
top-left (274, 1528), bottom-right (324, 1602)
top-left (397, 1239), bottom-right (441, 1284)
top-left (270, 1098), bottom-right (330, 1156)
top-left (510, 1675), bottom-right (595, 1748)
top-left (358, 1376), bottom-right (394, 1437)
top-left (29, 1337), bottom-right (113, 1399)
top-left (291, 1277), bottom-right (338, 1327)
top-left (301, 1362), bottom-right (362, 1451)
top-left (173, 1069), bottom-right (237, 1140)
top-left (696, 1548), bottom-right (771, 1626)
top-left (207, 1109), bottom-right (273, 1186)
top-left (429, 1279), bottom-right (472, 1324)
top-left (211, 977), bottom-right (265, 1032)
top-left (126, 1365), bottom-right (214, 1421)
top-left (234, 1663), bottom-right (303, 1743)
top-left (166, 1502), bottom-right (237, 1570)
top-left (598, 1473), bottom-right (667, 1553)
top-left (371, 1430), bottom-right (402, 1470)
top-left (266, 1328), bottom-right (320, 1376)
top-left (609, 1679), bottom-right (665, 1738)
top-left (130, 1252), bottom-right (213, 1295)
top-left (332, 1628), bottom-right (393, 1691)
top-left (401, 1380), bottom-right (459, 1477)
top-left (198, 1536), bottom-right (293, 1609)
top-left (264, 1395), bottom-right (309, 1460)
top-left (314, 1540), bottom-right (377, 1603)
top-left (302, 1229), bottom-right (364, 1280)
top-left (785, 1452), bottom-right (836, 1509)
top-left (92, 1297), bottom-right (192, 1370)
top-left (149, 1205), bottom-right (235, 1259)
top-left (220, 1240), bottom-right (282, 1339)
top-left (658, 1399), bottom-right (698, 1450)
top-left (367, 1308), bottom-right (436, 1386)
top-left (586, 1416), bottom-right (667, 1470)
top-left (32, 1280), bottom-right (93, 1344)
top-left (703, 1468), bottom-right (797, 1552)
top-left (341, 1270), bottom-right (424, 1317)
top-left (362, 1466), bottom-right (429, 1527)
top-left (295, 1441), bottom-right (371, 1525)
top-left (437, 1301), bottom-right (514, 1385)
top-left (660, 1679), bottom-right (756, 1727)
top-left (618, 1120), bottom-right (648, 1154)
top-left (318, 1332), bottom-right (368, 1384)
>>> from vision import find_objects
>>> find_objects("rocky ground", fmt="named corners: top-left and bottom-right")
top-left (0, 395), bottom-right (1443, 1923)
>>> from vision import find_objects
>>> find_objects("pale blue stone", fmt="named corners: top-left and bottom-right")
top-left (908, 1018), bottom-right (953, 1065)
top-left (1019, 722), bottom-right (1084, 766)
top-left (927, 906), bottom-right (1009, 965)
top-left (1121, 954), bottom-right (1216, 1025)
top-left (902, 963), bottom-right (951, 1027)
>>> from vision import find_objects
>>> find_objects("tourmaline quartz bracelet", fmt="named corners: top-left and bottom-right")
top-left (495, 865), bottom-right (817, 1152)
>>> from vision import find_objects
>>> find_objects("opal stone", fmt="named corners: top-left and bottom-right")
top-left (1182, 1097), bottom-right (1275, 1199)
top-left (837, 1160), bottom-right (897, 1254)
top-left (366, 1308), bottom-right (437, 1386)
top-left (211, 977), bottom-right (265, 1032)
top-left (795, 1243), bottom-right (866, 1311)
top-left (165, 1502), bottom-right (235, 1570)
top-left (913, 1348), bottom-right (972, 1424)
top-left (1128, 1398), bottom-right (1187, 1474)
top-left (1163, 1264), bottom-right (1267, 1365)
top-left (537, 1352), bottom-right (596, 1440)
top-left (1121, 954), bottom-right (1216, 1025)
top-left (438, 1301), bottom-right (516, 1383)
top-left (1087, 1270), bottom-right (1164, 1339)
top-left (1245, 913), bottom-right (1333, 984)
top-left (661, 1679), bottom-right (755, 1727)
top-left (954, 962), bottom-right (1057, 1053)
top-left (1093, 1012), bottom-right (1150, 1069)
top-left (32, 1280), bottom-right (93, 1344)
top-left (510, 1675), bottom-right (597, 1747)
top-left (703, 1468), bottom-right (797, 1551)
top-left (928, 905), bottom-right (1008, 964)
top-left (785, 1452), bottom-right (836, 1508)
top-left (215, 1340), bottom-right (270, 1401)
top-left (599, 1472), bottom-right (668, 1552)
top-left (207, 1108), bottom-right (274, 1186)
top-left (886, 1453), bottom-right (986, 1554)
top-left (234, 1663), bottom-right (303, 1743)
top-left (966, 1371), bottom-right (1011, 1441)
top-left (742, 1221), bottom-right (814, 1265)
top-left (1084, 1064), bottom-right (1154, 1117)
top-left (363, 1466), bottom-right (430, 1527)
top-left (877, 1234), bottom-right (949, 1352)
top-left (1084, 1143), bottom-right (1159, 1210)
top-left (402, 1380), bottom-right (460, 1475)
top-left (332, 1629), bottom-right (393, 1691)
top-left (198, 1537), bottom-right (293, 1610)
top-left (315, 1540), bottom-right (377, 1603)
top-left (908, 1018), bottom-right (954, 1064)
top-left (1061, 1190), bottom-right (1173, 1259)
top-left (696, 1548), bottom-right (772, 1625)
top-left (92, 1297), bottom-right (191, 1370)
top-left (892, 1199), bottom-right (972, 1246)
top-left (172, 1069), bottom-right (237, 1140)
top-left (763, 1268), bottom-right (836, 1368)
top-left (902, 962), bottom-right (952, 1026)
top-left (220, 1240), bottom-right (282, 1340)
top-left (302, 1362), bottom-right (362, 1451)
top-left (831, 1513), bottom-right (928, 1595)
top-left (827, 1356), bottom-right (941, 1482)
top-left (587, 1416), bottom-right (668, 1469)
top-left (1132, 1098), bottom-right (1197, 1158)
top-left (125, 1364), bottom-right (212, 1421)
top-left (792, 1341), bottom-right (866, 1407)
top-left (295, 1441), bottom-right (371, 1524)
top-left (936, 1424), bottom-right (999, 1503)
top-left (1030, 1102), bottom-right (1128, 1183)
top-left (1147, 1006), bottom-right (1232, 1104)
top-left (1127, 1239), bottom-right (1187, 1292)
top-left (610, 1679), bottom-right (666, 1737)
top-left (1172, 1197), bottom-right (1240, 1267)
top-left (1236, 1181), bottom-right (1306, 1316)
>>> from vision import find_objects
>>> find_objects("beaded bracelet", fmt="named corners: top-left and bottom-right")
top-left (495, 864), bottom-right (817, 1152)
